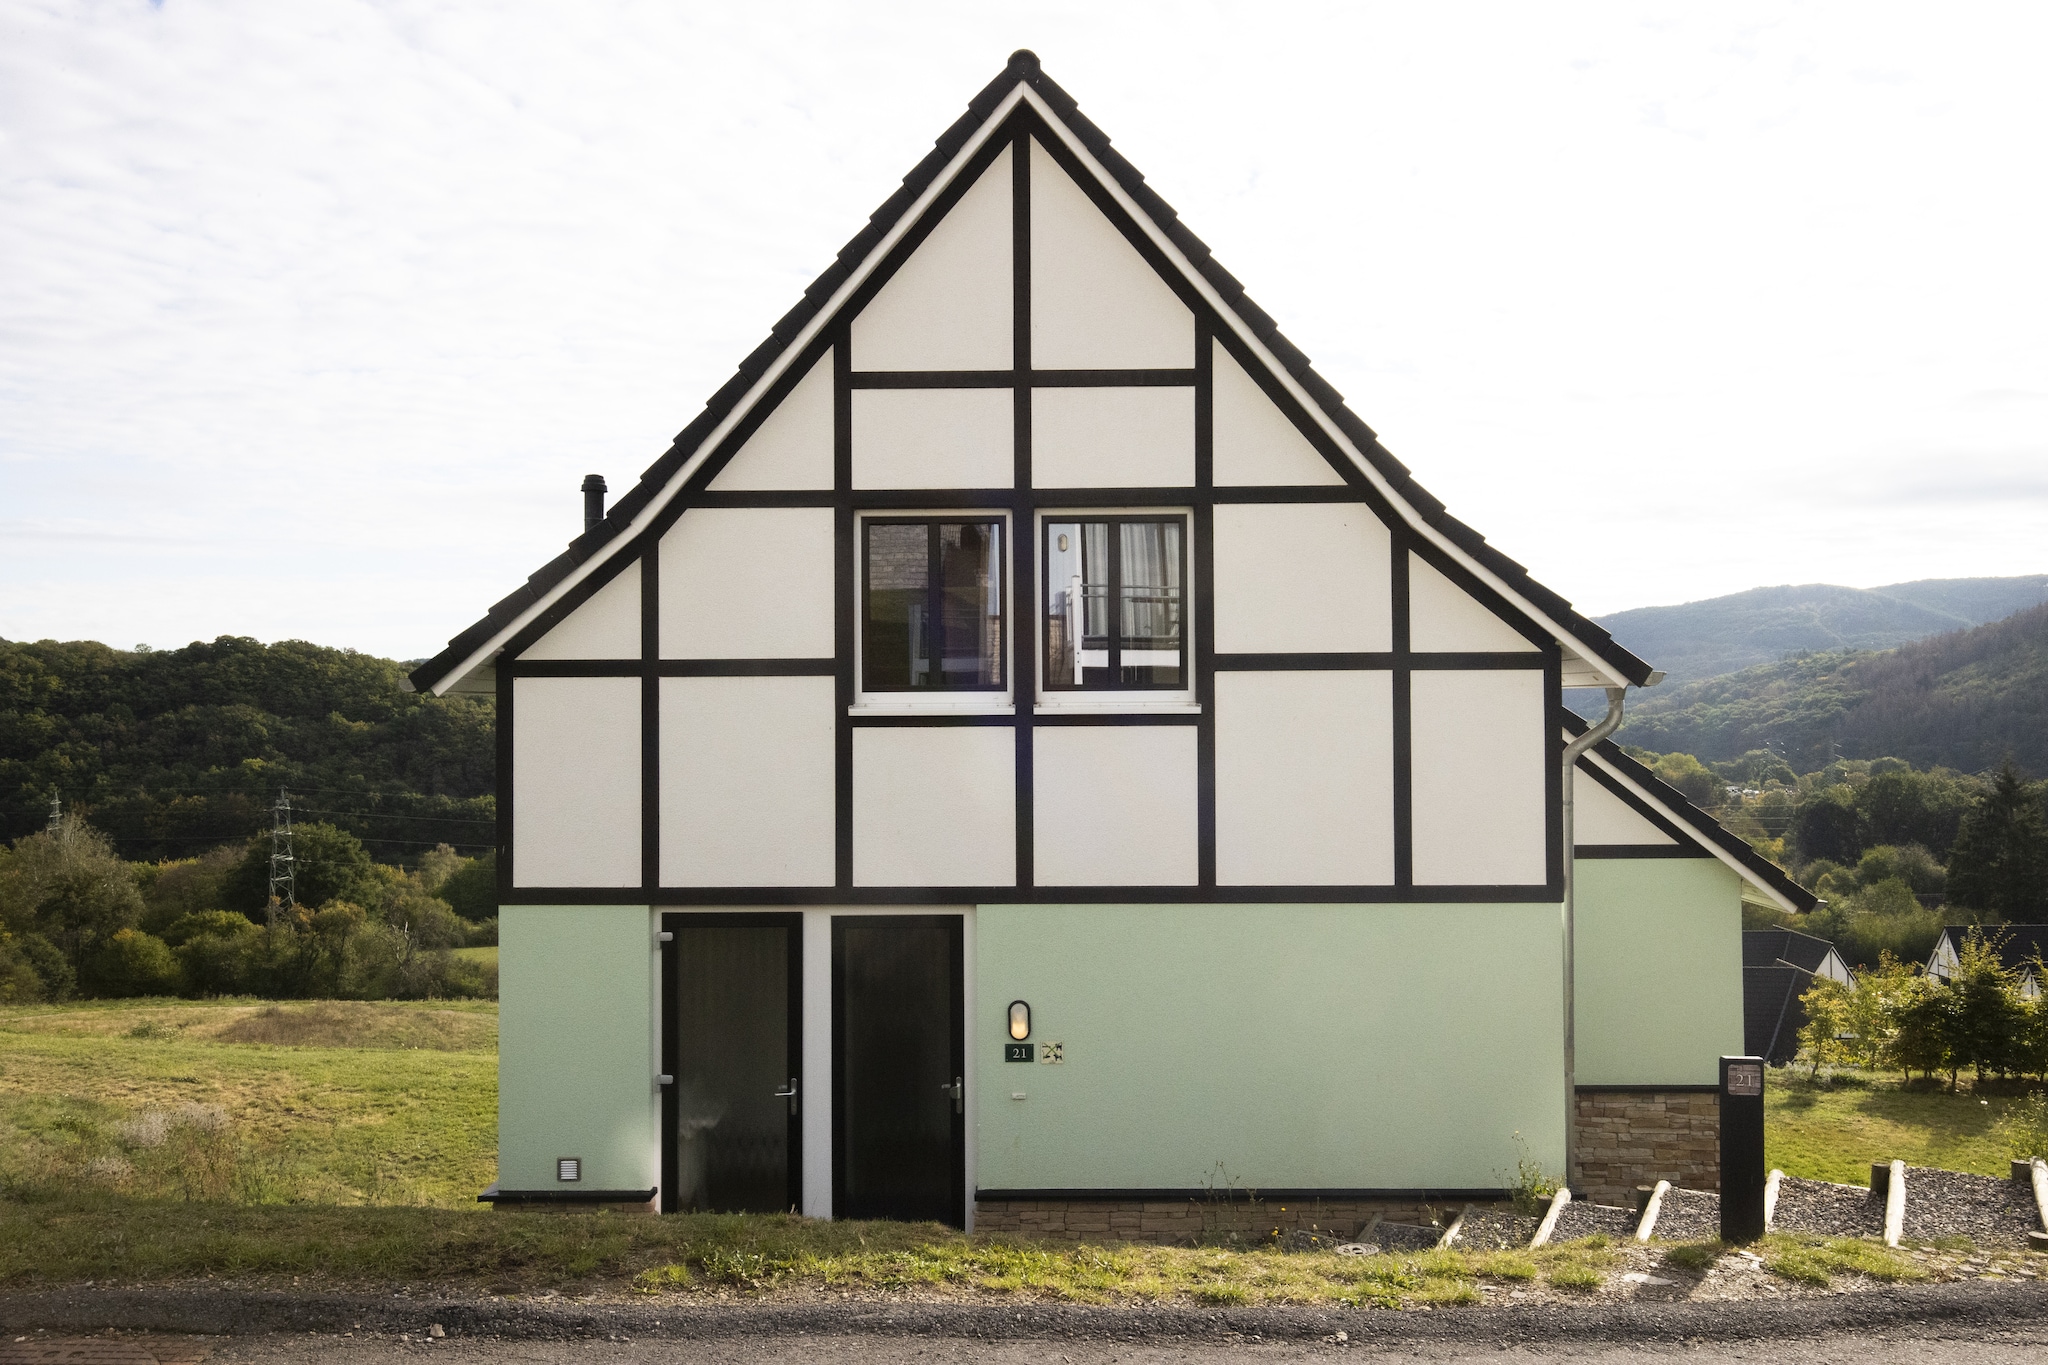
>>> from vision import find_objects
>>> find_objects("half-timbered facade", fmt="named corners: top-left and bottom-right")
top-left (412, 53), bottom-right (1814, 1229)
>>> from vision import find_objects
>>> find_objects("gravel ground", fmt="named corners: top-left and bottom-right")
top-left (1366, 1222), bottom-right (1443, 1252)
top-left (1902, 1167), bottom-right (2041, 1250)
top-left (1772, 1176), bottom-right (1884, 1238)
top-left (1649, 1187), bottom-right (1721, 1242)
top-left (1550, 1201), bottom-right (1639, 1242)
top-left (1448, 1209), bottom-right (1537, 1251)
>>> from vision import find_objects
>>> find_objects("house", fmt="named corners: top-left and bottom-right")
top-left (408, 52), bottom-right (1817, 1228)
top-left (1928, 925), bottom-right (2045, 999)
top-left (1742, 928), bottom-right (1855, 1064)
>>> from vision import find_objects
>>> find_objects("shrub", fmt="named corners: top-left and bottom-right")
top-left (87, 928), bottom-right (183, 996)
top-left (173, 915), bottom-right (263, 996)
top-left (0, 931), bottom-right (46, 1002)
top-left (1993, 1093), bottom-right (2048, 1160)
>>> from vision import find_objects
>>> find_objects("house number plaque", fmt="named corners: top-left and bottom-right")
top-left (1005, 1043), bottom-right (1034, 1063)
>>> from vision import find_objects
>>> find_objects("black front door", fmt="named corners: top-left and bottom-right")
top-left (833, 915), bottom-right (965, 1226)
top-left (661, 913), bottom-right (801, 1214)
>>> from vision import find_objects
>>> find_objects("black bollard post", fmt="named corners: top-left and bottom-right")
top-left (1719, 1055), bottom-right (1766, 1244)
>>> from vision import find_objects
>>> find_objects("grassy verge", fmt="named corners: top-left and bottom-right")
top-left (0, 999), bottom-right (497, 1207)
top-left (0, 1197), bottom-right (1624, 1306)
top-left (1757, 1233), bottom-right (1927, 1287)
top-left (1766, 1070), bottom-right (2030, 1183)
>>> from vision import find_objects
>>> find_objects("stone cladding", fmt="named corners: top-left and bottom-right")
top-left (1572, 1088), bottom-right (1719, 1206)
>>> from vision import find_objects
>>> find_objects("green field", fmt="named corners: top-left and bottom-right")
top-left (1766, 1070), bottom-right (2032, 1184)
top-left (0, 998), bottom-right (497, 1208)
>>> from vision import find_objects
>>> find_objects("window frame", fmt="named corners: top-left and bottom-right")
top-left (854, 511), bottom-right (1012, 712)
top-left (1036, 509), bottom-right (1196, 711)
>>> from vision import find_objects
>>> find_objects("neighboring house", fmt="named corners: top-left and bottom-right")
top-left (1742, 929), bottom-right (1855, 1065)
top-left (1927, 925), bottom-right (2046, 999)
top-left (409, 52), bottom-right (1816, 1228)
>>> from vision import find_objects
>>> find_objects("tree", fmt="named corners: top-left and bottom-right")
top-left (1888, 974), bottom-right (1957, 1084)
top-left (1794, 792), bottom-right (1862, 866)
top-left (1798, 978), bottom-right (1859, 1076)
top-left (220, 822), bottom-right (377, 915)
top-left (88, 928), bottom-right (183, 997)
top-left (1856, 769), bottom-right (1973, 859)
top-left (0, 931), bottom-right (46, 1002)
top-left (1649, 752), bottom-right (1724, 808)
top-left (1946, 761), bottom-right (2048, 919)
top-left (438, 851), bottom-right (497, 924)
top-left (1945, 930), bottom-right (2026, 1081)
top-left (0, 817), bottom-right (145, 981)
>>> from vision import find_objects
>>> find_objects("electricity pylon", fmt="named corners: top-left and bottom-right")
top-left (267, 788), bottom-right (296, 927)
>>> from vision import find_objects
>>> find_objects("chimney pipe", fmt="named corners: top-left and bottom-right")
top-left (580, 474), bottom-right (607, 533)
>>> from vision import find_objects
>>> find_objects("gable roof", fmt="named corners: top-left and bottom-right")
top-left (1741, 963), bottom-right (1809, 1064)
top-left (1931, 924), bottom-right (2048, 978)
top-left (1742, 927), bottom-right (1847, 977)
top-left (1563, 710), bottom-right (1817, 914)
top-left (410, 50), bottom-right (1658, 698)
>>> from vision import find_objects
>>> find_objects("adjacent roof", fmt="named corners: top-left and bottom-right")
top-left (410, 50), bottom-right (1657, 698)
top-left (1930, 924), bottom-right (2048, 977)
top-left (1563, 710), bottom-right (1819, 914)
top-left (1742, 927), bottom-right (1846, 975)
top-left (1741, 964), bottom-right (1811, 1064)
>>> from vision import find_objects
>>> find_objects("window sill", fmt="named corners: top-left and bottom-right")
top-left (1034, 699), bottom-right (1201, 716)
top-left (849, 698), bottom-right (1016, 717)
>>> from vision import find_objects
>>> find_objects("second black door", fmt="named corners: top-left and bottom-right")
top-left (832, 915), bottom-right (964, 1225)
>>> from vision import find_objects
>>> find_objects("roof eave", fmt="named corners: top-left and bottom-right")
top-left (1562, 710), bottom-right (1818, 914)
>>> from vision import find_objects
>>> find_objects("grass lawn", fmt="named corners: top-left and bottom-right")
top-left (0, 1193), bottom-right (1683, 1304)
top-left (0, 999), bottom-right (2015, 1300)
top-left (0, 998), bottom-right (497, 1208)
top-left (1766, 1068), bottom-right (2032, 1184)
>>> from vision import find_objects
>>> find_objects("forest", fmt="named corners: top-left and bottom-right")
top-left (1630, 739), bottom-right (2047, 969)
top-left (1613, 599), bottom-right (2048, 773)
top-left (0, 635), bottom-right (498, 1004)
top-left (0, 636), bottom-right (494, 859)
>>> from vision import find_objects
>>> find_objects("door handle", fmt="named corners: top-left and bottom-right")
top-left (773, 1077), bottom-right (798, 1116)
top-left (940, 1076), bottom-right (962, 1113)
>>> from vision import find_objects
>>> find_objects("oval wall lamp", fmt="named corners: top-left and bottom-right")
top-left (1008, 1000), bottom-right (1031, 1041)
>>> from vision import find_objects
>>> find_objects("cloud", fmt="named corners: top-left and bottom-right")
top-left (2, 1), bottom-right (2046, 654)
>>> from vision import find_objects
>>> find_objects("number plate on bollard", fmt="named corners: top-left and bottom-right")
top-left (1725, 1062), bottom-right (1763, 1096)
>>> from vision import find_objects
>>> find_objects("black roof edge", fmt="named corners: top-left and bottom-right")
top-left (1563, 710), bottom-right (1818, 912)
top-left (410, 50), bottom-right (1653, 694)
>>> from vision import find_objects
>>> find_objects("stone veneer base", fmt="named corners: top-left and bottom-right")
top-left (1573, 1088), bottom-right (1720, 1206)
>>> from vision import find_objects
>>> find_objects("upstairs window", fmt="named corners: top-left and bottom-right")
top-left (862, 519), bottom-right (1004, 692)
top-left (1043, 517), bottom-right (1186, 690)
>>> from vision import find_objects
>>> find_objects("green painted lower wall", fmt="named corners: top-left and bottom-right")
top-left (975, 903), bottom-right (1566, 1192)
top-left (499, 905), bottom-right (658, 1192)
top-left (1571, 858), bottom-right (1744, 1086)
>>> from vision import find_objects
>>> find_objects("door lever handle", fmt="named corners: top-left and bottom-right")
top-left (940, 1076), bottom-right (962, 1113)
top-left (773, 1077), bottom-right (799, 1116)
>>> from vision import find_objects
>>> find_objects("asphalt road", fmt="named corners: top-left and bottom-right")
top-left (23, 1321), bottom-right (2038, 1364)
top-left (6, 1283), bottom-right (2048, 1364)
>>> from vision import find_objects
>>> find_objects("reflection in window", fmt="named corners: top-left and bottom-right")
top-left (862, 520), bottom-right (1004, 691)
top-left (1043, 518), bottom-right (1185, 689)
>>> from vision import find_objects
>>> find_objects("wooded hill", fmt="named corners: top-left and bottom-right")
top-left (1617, 601), bottom-right (2048, 775)
top-left (0, 637), bottom-right (493, 863)
top-left (1593, 575), bottom-right (2048, 689)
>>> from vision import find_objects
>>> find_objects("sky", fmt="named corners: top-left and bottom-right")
top-left (3, 1), bottom-right (2045, 662)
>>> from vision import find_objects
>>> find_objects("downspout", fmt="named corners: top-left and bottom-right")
top-left (1561, 686), bottom-right (1628, 1190)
